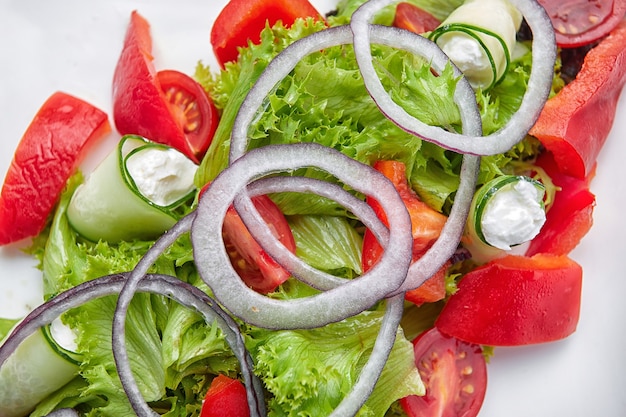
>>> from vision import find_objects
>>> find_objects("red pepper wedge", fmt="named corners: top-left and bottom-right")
top-left (530, 19), bottom-right (626, 179)
top-left (435, 254), bottom-right (583, 346)
top-left (211, 0), bottom-right (323, 67)
top-left (200, 374), bottom-right (250, 417)
top-left (362, 161), bottom-right (449, 305)
top-left (526, 152), bottom-right (596, 256)
top-left (0, 91), bottom-right (111, 245)
top-left (113, 11), bottom-right (218, 163)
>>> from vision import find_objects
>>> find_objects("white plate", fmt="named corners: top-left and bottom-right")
top-left (1, 1), bottom-right (625, 415)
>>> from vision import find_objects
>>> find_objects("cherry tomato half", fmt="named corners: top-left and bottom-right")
top-left (157, 70), bottom-right (219, 161)
top-left (537, 0), bottom-right (626, 47)
top-left (400, 327), bottom-right (487, 417)
top-left (222, 195), bottom-right (296, 294)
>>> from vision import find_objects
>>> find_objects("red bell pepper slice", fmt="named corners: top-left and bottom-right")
top-left (530, 19), bottom-right (626, 179)
top-left (200, 374), bottom-right (250, 417)
top-left (0, 91), bottom-right (111, 245)
top-left (435, 254), bottom-right (583, 346)
top-left (361, 160), bottom-right (449, 305)
top-left (113, 11), bottom-right (218, 163)
top-left (526, 152), bottom-right (596, 256)
top-left (210, 0), bottom-right (323, 67)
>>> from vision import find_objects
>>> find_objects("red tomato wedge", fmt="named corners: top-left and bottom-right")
top-left (211, 0), bottom-right (323, 67)
top-left (0, 91), bottom-right (110, 245)
top-left (200, 375), bottom-right (250, 417)
top-left (157, 70), bottom-right (220, 160)
top-left (361, 161), bottom-right (449, 305)
top-left (113, 11), bottom-right (218, 163)
top-left (400, 327), bottom-right (487, 417)
top-left (393, 2), bottom-right (441, 34)
top-left (537, 0), bottom-right (626, 48)
top-left (526, 152), bottom-right (595, 256)
top-left (435, 254), bottom-right (583, 346)
top-left (222, 195), bottom-right (296, 294)
top-left (529, 19), bottom-right (626, 179)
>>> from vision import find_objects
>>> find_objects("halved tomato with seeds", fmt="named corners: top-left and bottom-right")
top-left (400, 327), bottom-right (487, 417)
top-left (537, 0), bottom-right (626, 47)
top-left (157, 69), bottom-right (219, 161)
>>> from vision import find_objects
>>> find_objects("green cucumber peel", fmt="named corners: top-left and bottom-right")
top-left (470, 175), bottom-right (545, 247)
top-left (0, 322), bottom-right (79, 417)
top-left (41, 320), bottom-right (81, 366)
top-left (430, 23), bottom-right (511, 90)
top-left (67, 135), bottom-right (197, 242)
top-left (120, 135), bottom-right (197, 212)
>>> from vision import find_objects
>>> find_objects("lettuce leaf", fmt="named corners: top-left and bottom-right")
top-left (246, 309), bottom-right (424, 416)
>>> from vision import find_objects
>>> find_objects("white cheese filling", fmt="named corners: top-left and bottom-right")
top-left (481, 180), bottom-right (546, 250)
top-left (126, 147), bottom-right (197, 207)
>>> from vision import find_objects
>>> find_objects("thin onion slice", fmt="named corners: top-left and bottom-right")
top-left (349, 0), bottom-right (556, 155)
top-left (192, 142), bottom-right (413, 329)
top-left (0, 273), bottom-right (265, 417)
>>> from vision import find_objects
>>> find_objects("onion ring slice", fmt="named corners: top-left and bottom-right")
top-left (192, 142), bottom-right (413, 329)
top-left (0, 273), bottom-right (265, 417)
top-left (349, 0), bottom-right (556, 155)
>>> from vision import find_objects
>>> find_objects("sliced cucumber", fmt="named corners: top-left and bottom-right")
top-left (67, 135), bottom-right (197, 242)
top-left (0, 319), bottom-right (79, 417)
top-left (464, 175), bottom-right (546, 262)
top-left (430, 0), bottom-right (522, 89)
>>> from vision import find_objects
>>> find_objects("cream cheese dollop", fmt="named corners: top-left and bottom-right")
top-left (480, 179), bottom-right (546, 250)
top-left (126, 147), bottom-right (197, 207)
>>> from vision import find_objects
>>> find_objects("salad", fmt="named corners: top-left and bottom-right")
top-left (1, 0), bottom-right (626, 416)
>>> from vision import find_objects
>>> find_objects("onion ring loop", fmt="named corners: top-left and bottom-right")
top-left (192, 142), bottom-right (413, 329)
top-left (349, 0), bottom-right (556, 155)
top-left (0, 273), bottom-right (265, 417)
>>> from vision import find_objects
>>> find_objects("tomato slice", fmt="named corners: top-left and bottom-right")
top-left (393, 2), bottom-right (441, 34)
top-left (113, 11), bottom-right (219, 163)
top-left (200, 375), bottom-right (250, 417)
top-left (435, 254), bottom-right (583, 346)
top-left (222, 195), bottom-right (296, 294)
top-left (211, 0), bottom-right (323, 66)
top-left (537, 0), bottom-right (626, 47)
top-left (0, 92), bottom-right (110, 245)
top-left (400, 327), bottom-right (487, 417)
top-left (361, 161), bottom-right (449, 305)
top-left (156, 70), bottom-right (219, 160)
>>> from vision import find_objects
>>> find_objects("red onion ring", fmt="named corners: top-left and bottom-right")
top-left (0, 273), bottom-right (265, 417)
top-left (192, 142), bottom-right (413, 329)
top-left (349, 0), bottom-right (556, 156)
